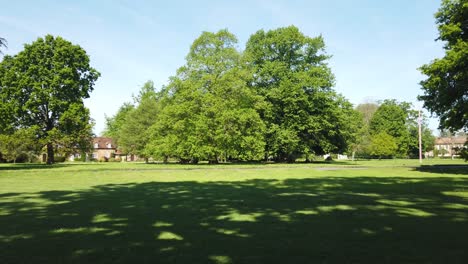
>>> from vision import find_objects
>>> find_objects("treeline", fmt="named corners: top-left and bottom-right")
top-left (353, 100), bottom-right (434, 159)
top-left (104, 26), bottom-right (434, 163)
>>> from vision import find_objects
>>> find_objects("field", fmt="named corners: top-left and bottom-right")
top-left (1, 160), bottom-right (467, 263)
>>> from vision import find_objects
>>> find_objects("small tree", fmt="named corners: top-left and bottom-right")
top-left (118, 81), bottom-right (161, 162)
top-left (0, 128), bottom-right (39, 163)
top-left (369, 132), bottom-right (398, 159)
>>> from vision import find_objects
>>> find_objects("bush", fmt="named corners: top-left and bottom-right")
top-left (54, 156), bottom-right (66, 163)
top-left (98, 157), bottom-right (108, 162)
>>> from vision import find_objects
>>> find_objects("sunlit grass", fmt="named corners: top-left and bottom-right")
top-left (0, 160), bottom-right (467, 263)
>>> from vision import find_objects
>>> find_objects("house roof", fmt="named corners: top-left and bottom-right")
top-left (434, 136), bottom-right (467, 145)
top-left (93, 137), bottom-right (116, 149)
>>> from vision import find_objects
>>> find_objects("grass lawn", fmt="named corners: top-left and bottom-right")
top-left (0, 160), bottom-right (467, 263)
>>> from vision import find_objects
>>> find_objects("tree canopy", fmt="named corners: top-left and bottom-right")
top-left (419, 0), bottom-right (468, 131)
top-left (244, 26), bottom-right (359, 162)
top-left (102, 102), bottom-right (134, 143)
top-left (0, 35), bottom-right (99, 164)
top-left (145, 30), bottom-right (265, 163)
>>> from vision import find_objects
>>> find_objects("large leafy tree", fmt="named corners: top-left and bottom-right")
top-left (419, 0), bottom-right (468, 131)
top-left (244, 26), bottom-right (359, 161)
top-left (0, 35), bottom-right (99, 164)
top-left (146, 30), bottom-right (265, 163)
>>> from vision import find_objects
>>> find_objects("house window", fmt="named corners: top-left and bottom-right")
top-left (107, 143), bottom-right (112, 148)
top-left (92, 153), bottom-right (97, 159)
top-left (94, 143), bottom-right (98, 148)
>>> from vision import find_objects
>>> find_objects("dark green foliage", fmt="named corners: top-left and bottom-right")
top-left (0, 35), bottom-right (99, 164)
top-left (419, 0), bottom-right (468, 131)
top-left (244, 26), bottom-right (359, 161)
top-left (53, 156), bottom-right (66, 163)
top-left (0, 127), bottom-right (39, 163)
top-left (369, 100), bottom-right (411, 157)
top-left (146, 30), bottom-right (265, 162)
top-left (460, 142), bottom-right (468, 161)
top-left (355, 100), bottom-right (436, 159)
top-left (118, 81), bottom-right (162, 160)
top-left (102, 102), bottom-right (134, 142)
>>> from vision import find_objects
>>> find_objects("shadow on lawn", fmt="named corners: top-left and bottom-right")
top-left (1, 177), bottom-right (467, 264)
top-left (0, 163), bottom-right (95, 171)
top-left (415, 164), bottom-right (468, 175)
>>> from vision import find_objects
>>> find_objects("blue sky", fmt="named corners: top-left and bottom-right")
top-left (1, 0), bottom-right (444, 134)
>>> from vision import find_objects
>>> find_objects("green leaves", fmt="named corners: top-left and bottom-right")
top-left (245, 26), bottom-right (356, 161)
top-left (369, 132), bottom-right (398, 159)
top-left (419, 0), bottom-right (468, 131)
top-left (0, 35), bottom-right (99, 163)
top-left (145, 30), bottom-right (265, 162)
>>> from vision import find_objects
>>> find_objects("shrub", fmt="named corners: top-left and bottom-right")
top-left (54, 156), bottom-right (66, 163)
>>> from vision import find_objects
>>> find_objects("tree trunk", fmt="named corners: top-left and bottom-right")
top-left (47, 143), bottom-right (54, 165)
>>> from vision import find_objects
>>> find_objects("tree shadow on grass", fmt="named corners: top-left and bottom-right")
top-left (415, 165), bottom-right (468, 175)
top-left (0, 163), bottom-right (90, 171)
top-left (1, 177), bottom-right (467, 263)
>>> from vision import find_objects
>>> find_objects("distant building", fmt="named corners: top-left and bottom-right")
top-left (67, 137), bottom-right (139, 162)
top-left (91, 137), bottom-right (117, 161)
top-left (433, 136), bottom-right (467, 157)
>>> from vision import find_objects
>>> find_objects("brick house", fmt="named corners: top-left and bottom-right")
top-left (433, 136), bottom-right (467, 157)
top-left (67, 137), bottom-right (138, 162)
top-left (91, 137), bottom-right (117, 161)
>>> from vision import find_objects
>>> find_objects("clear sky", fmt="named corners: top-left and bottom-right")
top-left (1, 0), bottom-right (445, 134)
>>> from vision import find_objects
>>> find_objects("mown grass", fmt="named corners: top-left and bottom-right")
top-left (0, 160), bottom-right (467, 263)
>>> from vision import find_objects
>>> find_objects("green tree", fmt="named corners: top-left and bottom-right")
top-left (102, 102), bottom-right (134, 142)
top-left (407, 114), bottom-right (435, 158)
top-left (244, 26), bottom-right (359, 161)
top-left (419, 0), bottom-right (468, 131)
top-left (356, 102), bottom-right (379, 126)
top-left (0, 55), bottom-right (16, 134)
top-left (0, 35), bottom-right (100, 164)
top-left (51, 103), bottom-right (95, 159)
top-left (0, 37), bottom-right (7, 54)
top-left (118, 81), bottom-right (161, 162)
top-left (354, 102), bottom-right (379, 158)
top-left (146, 30), bottom-right (265, 163)
top-left (0, 127), bottom-right (39, 163)
top-left (369, 100), bottom-right (411, 157)
top-left (369, 132), bottom-right (398, 159)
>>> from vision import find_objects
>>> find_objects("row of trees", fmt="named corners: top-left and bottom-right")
top-left (1, 0), bottom-right (465, 163)
top-left (104, 27), bottom-right (433, 163)
top-left (104, 27), bottom-right (362, 163)
top-left (353, 100), bottom-right (435, 159)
